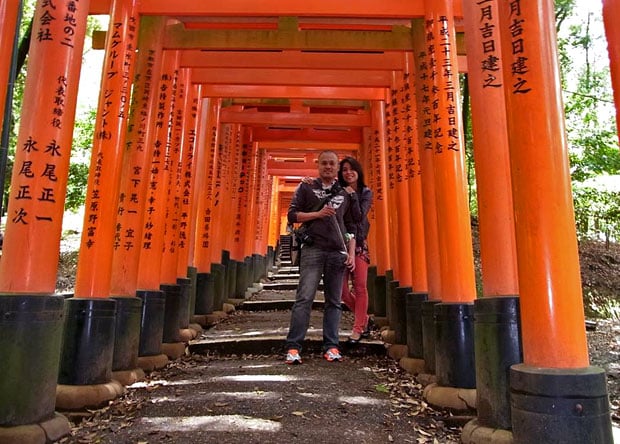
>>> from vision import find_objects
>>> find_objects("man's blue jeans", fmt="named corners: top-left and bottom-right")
top-left (286, 244), bottom-right (346, 352)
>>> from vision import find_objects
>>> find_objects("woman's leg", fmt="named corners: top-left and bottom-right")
top-left (351, 255), bottom-right (370, 335)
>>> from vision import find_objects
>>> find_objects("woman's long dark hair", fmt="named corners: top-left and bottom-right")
top-left (338, 156), bottom-right (366, 190)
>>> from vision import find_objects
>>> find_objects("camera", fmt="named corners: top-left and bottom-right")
top-left (299, 232), bottom-right (313, 246)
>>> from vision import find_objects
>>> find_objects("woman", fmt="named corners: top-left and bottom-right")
top-left (338, 157), bottom-right (373, 343)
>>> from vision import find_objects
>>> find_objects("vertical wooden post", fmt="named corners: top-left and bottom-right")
top-left (412, 20), bottom-right (442, 301)
top-left (369, 101), bottom-right (392, 276)
top-left (463, 0), bottom-right (518, 298)
top-left (0, 0), bottom-right (90, 293)
top-left (603, 0), bottom-right (620, 146)
top-left (495, 1), bottom-right (612, 441)
top-left (244, 141), bottom-right (260, 256)
top-left (385, 84), bottom-right (401, 281)
top-left (268, 177), bottom-right (280, 248)
top-left (422, 1), bottom-right (477, 303)
top-left (461, 0), bottom-right (521, 431)
top-left (137, 49), bottom-right (179, 290)
top-left (231, 127), bottom-right (251, 261)
top-left (160, 58), bottom-right (185, 285)
top-left (497, 0), bottom-right (587, 368)
top-left (404, 53), bottom-right (428, 292)
top-left (392, 72), bottom-right (414, 286)
top-left (110, 16), bottom-right (166, 296)
top-left (256, 148), bottom-right (270, 254)
top-left (0, 0), bottom-right (20, 127)
top-left (176, 82), bottom-right (202, 278)
top-left (75, 0), bottom-right (139, 298)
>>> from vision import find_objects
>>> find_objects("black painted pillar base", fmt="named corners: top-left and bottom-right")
top-left (244, 256), bottom-right (253, 288)
top-left (225, 260), bottom-right (237, 302)
top-left (110, 296), bottom-right (142, 372)
top-left (195, 272), bottom-right (214, 315)
top-left (176, 277), bottom-right (191, 329)
top-left (58, 298), bottom-right (117, 385)
top-left (160, 284), bottom-right (184, 343)
top-left (393, 286), bottom-right (411, 345)
top-left (421, 299), bottom-right (441, 374)
top-left (187, 266), bottom-right (198, 317)
top-left (434, 302), bottom-right (475, 388)
top-left (267, 246), bottom-right (275, 270)
top-left (235, 260), bottom-right (248, 298)
top-left (367, 265), bottom-right (377, 315)
top-left (406, 292), bottom-right (428, 358)
top-left (211, 263), bottom-right (226, 311)
top-left (136, 289), bottom-right (166, 356)
top-left (374, 273), bottom-right (387, 317)
top-left (0, 294), bottom-right (65, 426)
top-left (252, 254), bottom-right (262, 282)
top-left (475, 296), bottom-right (522, 430)
top-left (510, 364), bottom-right (613, 444)
top-left (387, 279), bottom-right (399, 326)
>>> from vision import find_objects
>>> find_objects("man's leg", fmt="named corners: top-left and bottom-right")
top-left (322, 251), bottom-right (346, 350)
top-left (286, 245), bottom-right (324, 351)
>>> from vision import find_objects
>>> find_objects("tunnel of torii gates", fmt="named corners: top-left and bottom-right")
top-left (0, 0), bottom-right (619, 442)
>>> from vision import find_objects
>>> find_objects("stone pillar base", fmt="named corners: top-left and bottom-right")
top-left (423, 383), bottom-right (477, 411)
top-left (0, 413), bottom-right (70, 444)
top-left (399, 357), bottom-right (426, 375)
top-left (417, 373), bottom-right (437, 387)
top-left (179, 328), bottom-right (195, 342)
top-left (112, 368), bottom-right (146, 386)
top-left (188, 323), bottom-right (203, 336)
top-left (161, 342), bottom-right (186, 360)
top-left (191, 312), bottom-right (228, 328)
top-left (381, 329), bottom-right (396, 344)
top-left (386, 344), bottom-right (408, 360)
top-left (137, 354), bottom-right (169, 371)
top-left (461, 419), bottom-right (514, 444)
top-left (56, 381), bottom-right (125, 410)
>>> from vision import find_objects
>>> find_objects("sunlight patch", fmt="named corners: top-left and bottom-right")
top-left (150, 391), bottom-right (280, 404)
top-left (141, 415), bottom-right (281, 432)
top-left (213, 374), bottom-right (298, 382)
top-left (338, 396), bottom-right (389, 406)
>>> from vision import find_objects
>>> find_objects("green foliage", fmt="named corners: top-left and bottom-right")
top-left (573, 185), bottom-right (620, 242)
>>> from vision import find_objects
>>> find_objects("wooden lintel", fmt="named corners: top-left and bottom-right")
top-left (179, 50), bottom-right (405, 71)
top-left (251, 127), bottom-right (362, 144)
top-left (200, 85), bottom-right (387, 100)
top-left (220, 109), bottom-right (370, 127)
top-left (192, 68), bottom-right (392, 88)
top-left (90, 0), bottom-right (464, 18)
top-left (261, 142), bottom-right (359, 152)
top-left (164, 22), bottom-right (415, 51)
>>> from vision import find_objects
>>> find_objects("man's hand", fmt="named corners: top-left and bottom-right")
top-left (345, 253), bottom-right (356, 271)
top-left (316, 204), bottom-right (336, 219)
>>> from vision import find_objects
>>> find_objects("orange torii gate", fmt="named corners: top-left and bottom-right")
top-left (0, 0), bottom-right (617, 443)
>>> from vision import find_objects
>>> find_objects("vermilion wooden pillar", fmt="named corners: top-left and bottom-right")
top-left (267, 177), bottom-right (280, 248)
top-left (193, 98), bottom-right (221, 274)
top-left (209, 123), bottom-right (232, 266)
top-left (231, 127), bottom-right (251, 262)
top-left (404, 53), bottom-right (428, 292)
top-left (420, 0), bottom-right (477, 391)
top-left (463, 0), bottom-right (518, 299)
top-left (160, 61), bottom-right (186, 286)
top-left (254, 149), bottom-right (270, 254)
top-left (412, 21), bottom-right (442, 301)
top-left (369, 101), bottom-right (392, 276)
top-left (603, 0), bottom-right (620, 145)
top-left (244, 141), bottom-right (260, 256)
top-left (385, 84), bottom-right (401, 281)
top-left (136, 49), bottom-right (180, 290)
top-left (461, 0), bottom-right (521, 433)
top-left (422, 2), bottom-right (477, 303)
top-left (0, 0), bottom-right (20, 128)
top-left (0, 0), bottom-right (90, 292)
top-left (0, 0), bottom-right (88, 432)
top-left (176, 82), bottom-right (202, 278)
top-left (75, 0), bottom-right (139, 298)
top-left (391, 71), bottom-right (414, 287)
top-left (497, 0), bottom-right (612, 441)
top-left (110, 16), bottom-right (166, 296)
top-left (497, 0), bottom-right (587, 370)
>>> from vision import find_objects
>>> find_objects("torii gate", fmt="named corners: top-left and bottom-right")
top-left (0, 0), bottom-right (618, 443)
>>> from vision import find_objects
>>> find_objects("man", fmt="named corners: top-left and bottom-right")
top-left (285, 150), bottom-right (356, 364)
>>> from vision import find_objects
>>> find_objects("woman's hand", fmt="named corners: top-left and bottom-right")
top-left (345, 253), bottom-right (356, 271)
